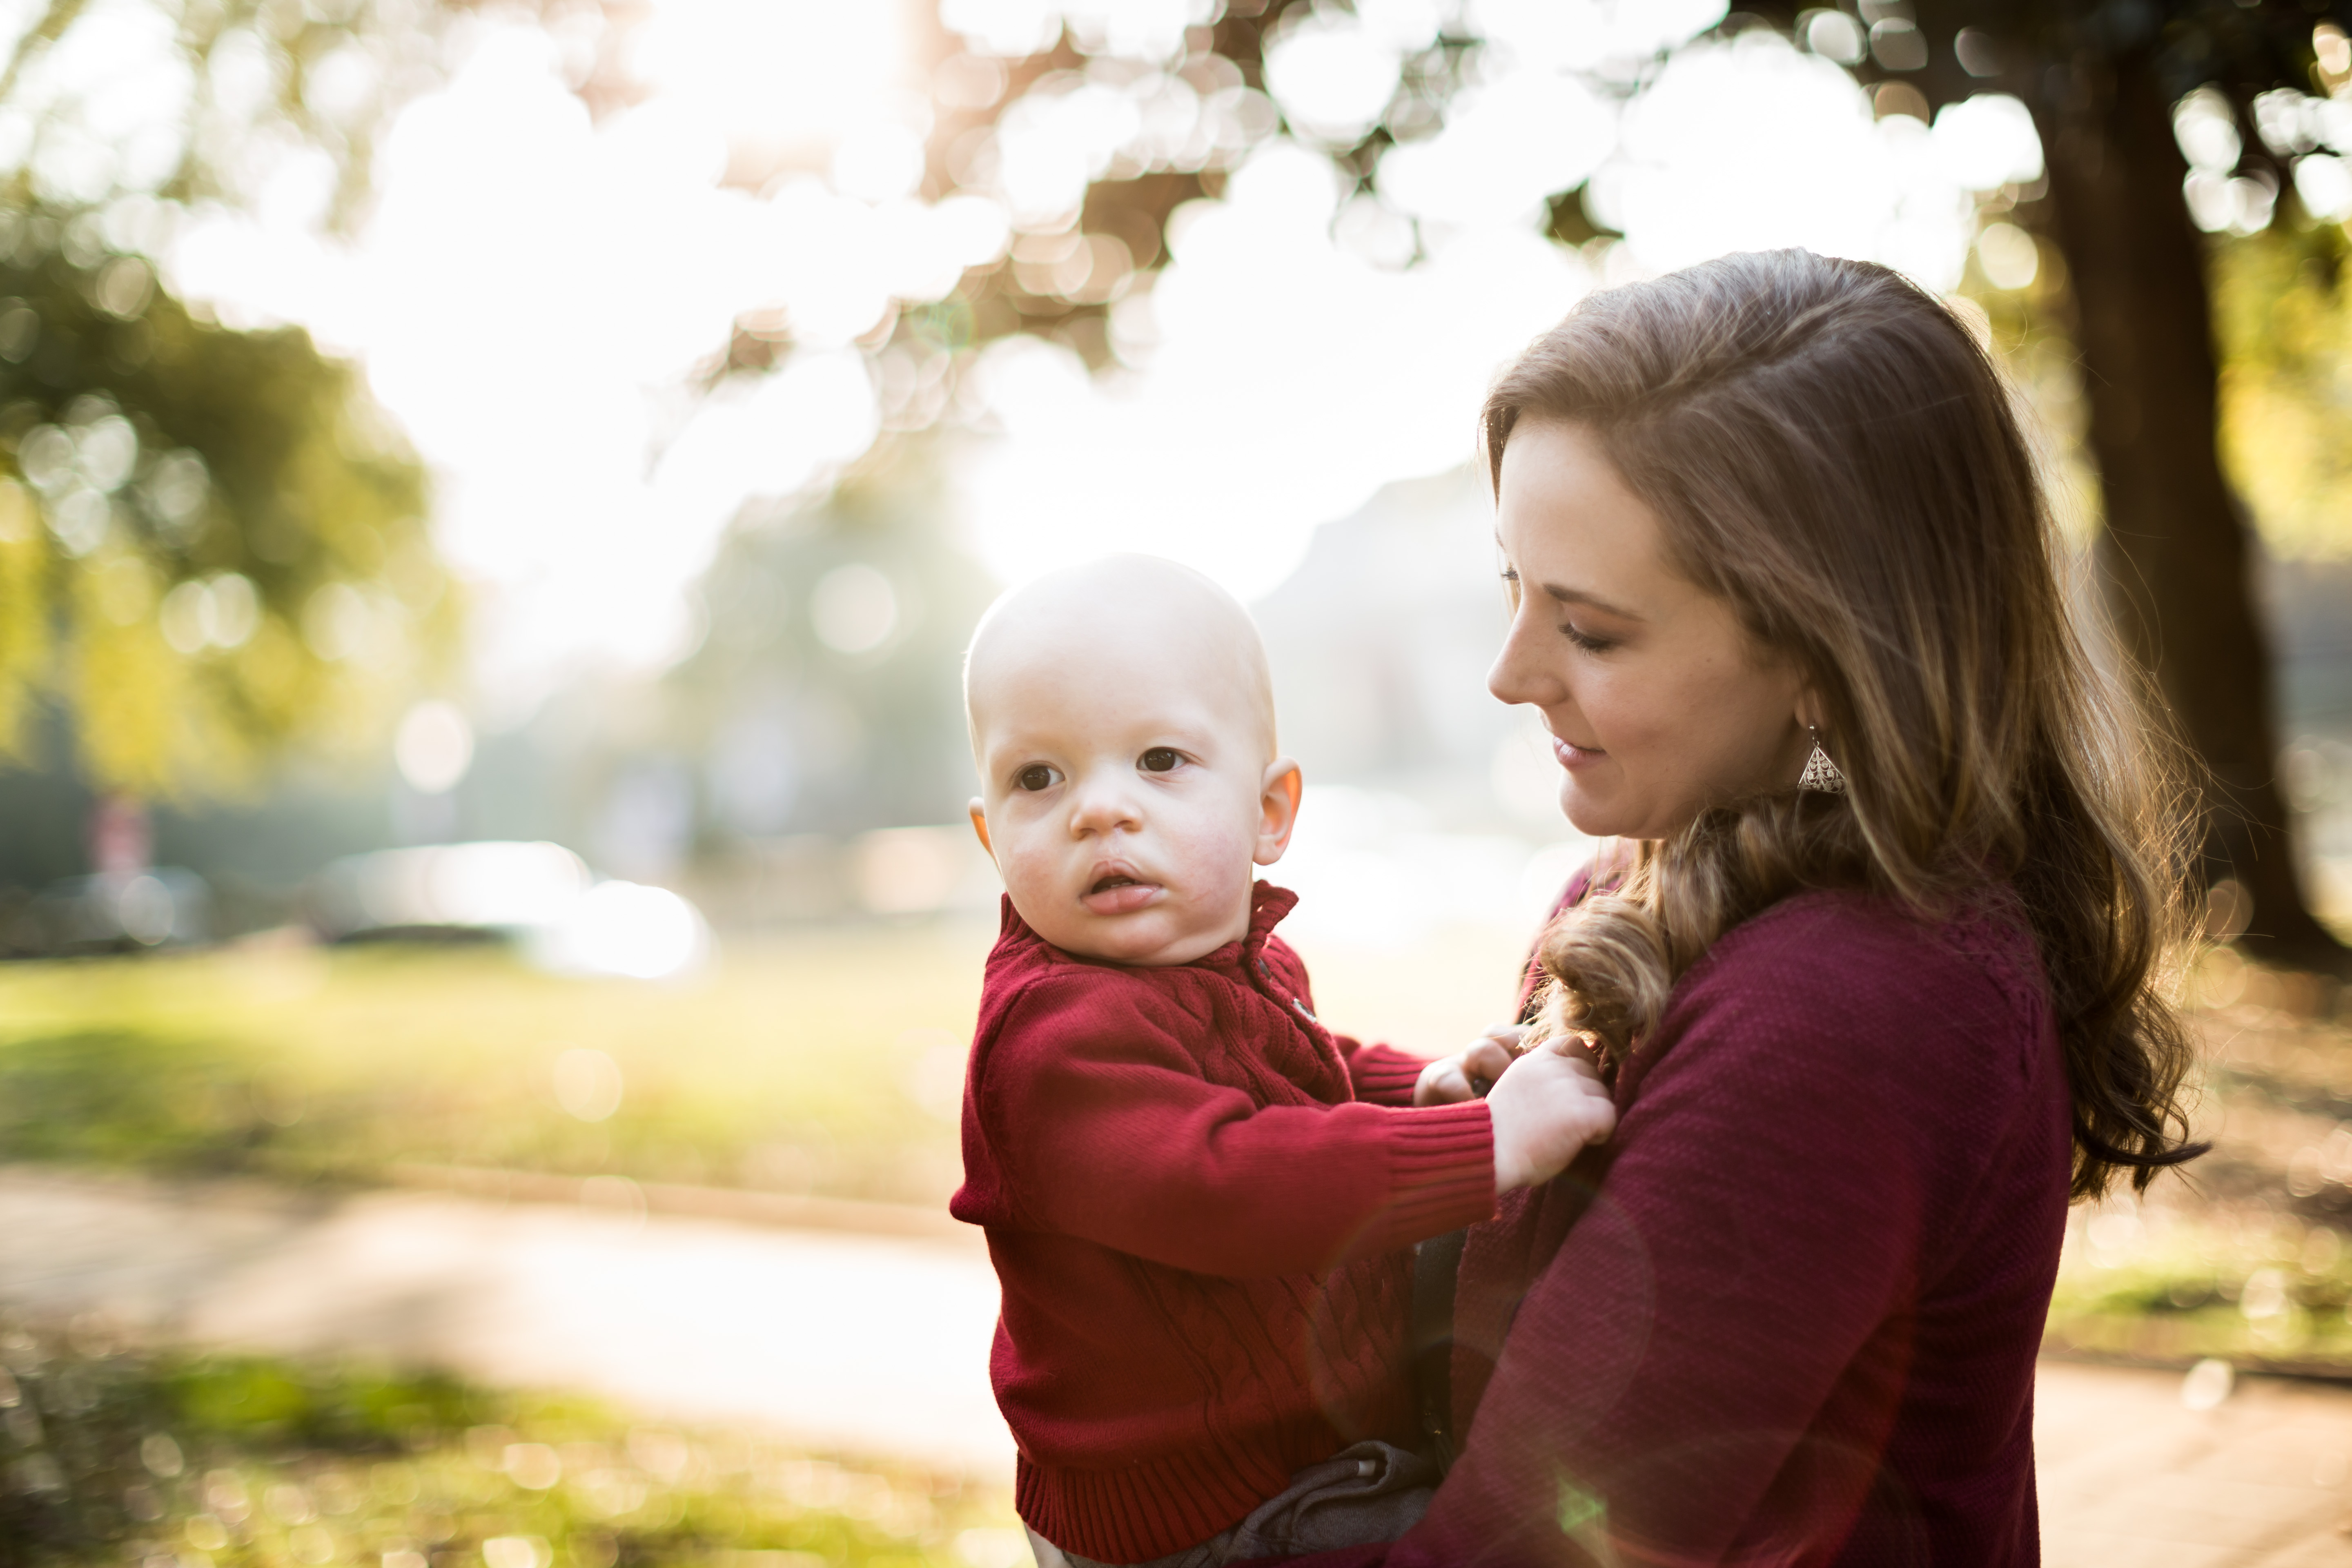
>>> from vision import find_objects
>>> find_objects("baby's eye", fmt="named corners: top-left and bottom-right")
top-left (1014, 763), bottom-right (1061, 791)
top-left (1138, 748), bottom-right (1182, 773)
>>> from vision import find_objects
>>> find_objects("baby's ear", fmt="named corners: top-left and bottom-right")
top-left (1253, 760), bottom-right (1303, 866)
top-left (968, 800), bottom-right (994, 860)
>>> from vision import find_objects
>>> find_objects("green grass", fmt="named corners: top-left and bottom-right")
top-left (2044, 1208), bottom-right (2352, 1370)
top-left (0, 926), bottom-right (1001, 1206)
top-left (0, 1326), bottom-right (1021, 1568)
top-left (2035, 949), bottom-right (2352, 1373)
top-left (54, 916), bottom-right (2352, 1381)
top-left (0, 920), bottom-right (1530, 1207)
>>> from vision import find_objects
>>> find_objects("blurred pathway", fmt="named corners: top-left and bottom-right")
top-left (0, 1165), bottom-right (1010, 1477)
top-left (4, 1165), bottom-right (2352, 1563)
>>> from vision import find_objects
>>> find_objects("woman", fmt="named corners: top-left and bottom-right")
top-left (1315, 250), bottom-right (2204, 1566)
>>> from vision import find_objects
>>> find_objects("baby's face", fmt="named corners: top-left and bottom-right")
top-left (969, 628), bottom-right (1293, 967)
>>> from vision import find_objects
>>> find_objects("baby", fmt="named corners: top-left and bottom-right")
top-left (949, 555), bottom-right (1616, 1568)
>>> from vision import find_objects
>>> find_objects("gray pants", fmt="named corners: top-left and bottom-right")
top-left (1027, 1440), bottom-right (1438, 1568)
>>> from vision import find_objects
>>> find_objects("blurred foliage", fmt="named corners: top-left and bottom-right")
top-left (0, 928), bottom-right (992, 1205)
top-left (2215, 220), bottom-right (2352, 561)
top-left (0, 231), bottom-right (448, 797)
top-left (0, 0), bottom-right (596, 234)
top-left (662, 441), bottom-right (996, 843)
top-left (0, 1327), bottom-right (1016, 1568)
top-left (1968, 188), bottom-right (2352, 564)
top-left (913, 0), bottom-right (1448, 359)
top-left (0, 0), bottom-right (523, 800)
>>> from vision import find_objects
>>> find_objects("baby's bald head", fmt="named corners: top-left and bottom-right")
top-left (965, 555), bottom-right (1276, 764)
top-left (963, 556), bottom-right (1300, 966)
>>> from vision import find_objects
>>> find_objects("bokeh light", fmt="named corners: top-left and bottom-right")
top-left (394, 702), bottom-right (475, 796)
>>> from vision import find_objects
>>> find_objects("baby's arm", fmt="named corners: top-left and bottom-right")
top-left (1332, 1033), bottom-right (1437, 1106)
top-left (1339, 1027), bottom-right (1616, 1191)
top-left (971, 980), bottom-right (1499, 1278)
top-left (972, 982), bottom-right (1610, 1278)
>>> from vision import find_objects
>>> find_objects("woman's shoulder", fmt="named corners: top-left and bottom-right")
top-left (1610, 884), bottom-right (2060, 1189)
top-left (1668, 883), bottom-right (2049, 1071)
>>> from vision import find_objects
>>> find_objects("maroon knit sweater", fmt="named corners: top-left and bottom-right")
top-left (1295, 877), bottom-right (2071, 1568)
top-left (951, 883), bottom-right (1499, 1564)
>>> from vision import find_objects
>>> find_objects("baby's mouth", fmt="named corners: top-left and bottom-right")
top-left (1082, 871), bottom-right (1163, 914)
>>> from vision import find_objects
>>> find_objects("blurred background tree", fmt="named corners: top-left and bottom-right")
top-left (879, 0), bottom-right (2352, 971)
top-left (0, 0), bottom-right (517, 828)
top-left (11, 0), bottom-right (2350, 961)
top-left (0, 242), bottom-right (444, 801)
top-left (1855, 1), bottom-right (2352, 965)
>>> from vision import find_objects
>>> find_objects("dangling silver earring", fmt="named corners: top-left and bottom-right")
top-left (1798, 725), bottom-right (1848, 795)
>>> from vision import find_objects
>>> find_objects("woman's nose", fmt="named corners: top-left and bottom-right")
top-left (1488, 608), bottom-right (1557, 709)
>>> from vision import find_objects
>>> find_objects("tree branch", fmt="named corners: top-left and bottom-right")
top-left (0, 0), bottom-right (90, 113)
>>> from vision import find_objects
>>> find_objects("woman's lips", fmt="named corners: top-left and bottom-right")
top-left (1552, 735), bottom-right (1608, 770)
top-left (1082, 873), bottom-right (1164, 914)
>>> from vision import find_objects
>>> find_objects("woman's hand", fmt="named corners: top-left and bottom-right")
top-left (1413, 1025), bottom-right (1525, 1105)
top-left (1488, 1036), bottom-right (1616, 1192)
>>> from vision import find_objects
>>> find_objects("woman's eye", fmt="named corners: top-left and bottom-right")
top-left (1563, 623), bottom-right (1617, 653)
top-left (1139, 748), bottom-right (1182, 773)
top-left (1500, 566), bottom-right (1522, 611)
top-left (1014, 764), bottom-right (1060, 791)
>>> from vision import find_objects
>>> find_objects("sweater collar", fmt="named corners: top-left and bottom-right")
top-left (994, 880), bottom-right (1299, 971)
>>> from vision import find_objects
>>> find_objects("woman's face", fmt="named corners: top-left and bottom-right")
top-left (1490, 418), bottom-right (1815, 841)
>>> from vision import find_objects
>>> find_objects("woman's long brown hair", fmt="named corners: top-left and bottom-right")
top-left (1493, 249), bottom-right (2205, 1200)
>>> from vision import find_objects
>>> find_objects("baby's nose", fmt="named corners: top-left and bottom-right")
top-left (1067, 775), bottom-right (1142, 831)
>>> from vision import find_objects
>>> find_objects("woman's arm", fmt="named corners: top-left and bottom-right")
top-left (1298, 897), bottom-right (2047, 1566)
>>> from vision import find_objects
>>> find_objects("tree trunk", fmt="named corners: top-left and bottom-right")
top-left (2040, 49), bottom-right (2348, 971)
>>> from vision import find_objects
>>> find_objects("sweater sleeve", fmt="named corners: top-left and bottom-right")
top-left (1336, 1036), bottom-right (1430, 1106)
top-left (977, 977), bottom-right (1496, 1278)
top-left (1295, 898), bottom-right (2038, 1568)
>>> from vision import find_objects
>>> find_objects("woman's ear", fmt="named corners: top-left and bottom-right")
top-left (1254, 760), bottom-right (1304, 866)
top-left (1792, 682), bottom-right (1827, 734)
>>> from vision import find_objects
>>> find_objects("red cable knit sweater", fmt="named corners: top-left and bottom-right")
top-left (951, 883), bottom-right (1499, 1564)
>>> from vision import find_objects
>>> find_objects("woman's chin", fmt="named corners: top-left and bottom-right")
top-left (1557, 780), bottom-right (1627, 840)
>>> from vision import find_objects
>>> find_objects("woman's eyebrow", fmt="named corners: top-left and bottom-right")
top-left (1497, 538), bottom-right (1645, 620)
top-left (1538, 580), bottom-right (1645, 620)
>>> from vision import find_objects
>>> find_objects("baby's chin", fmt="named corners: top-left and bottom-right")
top-left (1030, 904), bottom-right (1243, 968)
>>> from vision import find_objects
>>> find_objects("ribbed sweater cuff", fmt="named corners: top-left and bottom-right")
top-left (1347, 1042), bottom-right (1431, 1107)
top-left (1374, 1100), bottom-right (1496, 1250)
top-left (1019, 1438), bottom-right (1296, 1564)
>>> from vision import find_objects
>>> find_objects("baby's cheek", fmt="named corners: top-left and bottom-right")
top-left (990, 840), bottom-right (1052, 906)
top-left (1174, 815), bottom-right (1262, 891)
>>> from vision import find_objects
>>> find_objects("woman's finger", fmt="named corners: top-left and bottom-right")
top-left (1558, 1048), bottom-right (1602, 1082)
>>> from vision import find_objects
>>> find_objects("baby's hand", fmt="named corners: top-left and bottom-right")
top-left (1487, 1036), bottom-right (1616, 1192)
top-left (1413, 1025), bottom-right (1525, 1105)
